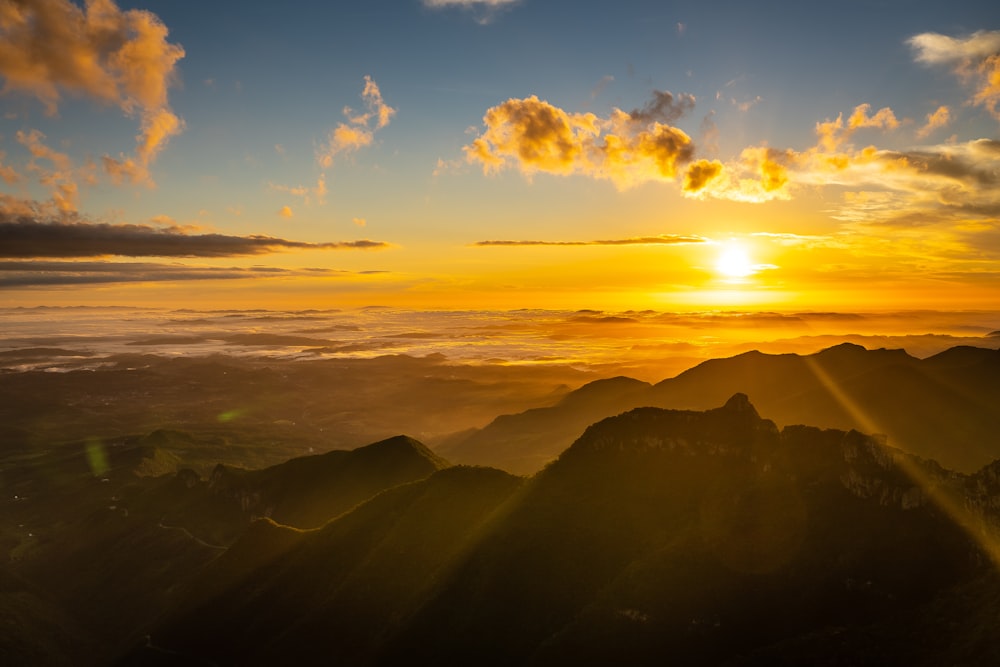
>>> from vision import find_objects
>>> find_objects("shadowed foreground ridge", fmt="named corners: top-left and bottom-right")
top-left (137, 395), bottom-right (1000, 666)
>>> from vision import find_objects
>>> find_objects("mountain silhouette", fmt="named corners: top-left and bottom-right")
top-left (440, 343), bottom-right (1000, 474)
top-left (205, 434), bottom-right (449, 529)
top-left (139, 396), bottom-right (1000, 666)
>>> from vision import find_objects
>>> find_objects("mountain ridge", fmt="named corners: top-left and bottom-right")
top-left (140, 395), bottom-right (1000, 666)
top-left (439, 343), bottom-right (1000, 474)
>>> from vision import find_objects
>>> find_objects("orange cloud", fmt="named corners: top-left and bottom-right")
top-left (0, 151), bottom-right (21, 184)
top-left (916, 106), bottom-right (951, 139)
top-left (16, 129), bottom-right (80, 211)
top-left (279, 205), bottom-right (293, 218)
top-left (816, 103), bottom-right (899, 152)
top-left (465, 93), bottom-right (697, 188)
top-left (847, 103), bottom-right (900, 131)
top-left (317, 76), bottom-right (395, 168)
top-left (973, 54), bottom-right (1000, 120)
top-left (269, 174), bottom-right (328, 206)
top-left (0, 0), bottom-right (185, 186)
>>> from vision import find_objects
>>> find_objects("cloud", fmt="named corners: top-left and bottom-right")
top-left (916, 105), bottom-right (951, 139)
top-left (909, 30), bottom-right (1000, 121)
top-left (908, 30), bottom-right (1000, 64)
top-left (473, 235), bottom-right (708, 246)
top-left (15, 129), bottom-right (82, 211)
top-left (422, 0), bottom-right (519, 23)
top-left (847, 103), bottom-right (900, 131)
top-left (683, 145), bottom-right (795, 203)
top-left (627, 90), bottom-right (695, 125)
top-left (682, 159), bottom-right (724, 193)
top-left (809, 139), bottom-right (1000, 226)
top-left (815, 103), bottom-right (899, 151)
top-left (0, 213), bottom-right (391, 258)
top-left (423, 0), bottom-right (518, 6)
top-left (590, 75), bottom-right (614, 100)
top-left (279, 205), bottom-right (293, 218)
top-left (269, 174), bottom-right (327, 206)
top-left (0, 151), bottom-right (22, 184)
top-left (353, 217), bottom-right (367, 227)
top-left (0, 260), bottom-right (379, 288)
top-left (465, 93), bottom-right (697, 188)
top-left (316, 76), bottom-right (395, 168)
top-left (0, 0), bottom-right (186, 185)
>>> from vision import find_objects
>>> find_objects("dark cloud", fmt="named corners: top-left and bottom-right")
top-left (474, 235), bottom-right (707, 247)
top-left (875, 149), bottom-right (1000, 188)
top-left (0, 215), bottom-right (389, 258)
top-left (628, 90), bottom-right (696, 125)
top-left (0, 260), bottom-right (375, 288)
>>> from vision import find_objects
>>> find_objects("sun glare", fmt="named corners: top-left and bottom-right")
top-left (716, 243), bottom-right (755, 279)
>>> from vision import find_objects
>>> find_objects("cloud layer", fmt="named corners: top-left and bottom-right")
top-left (0, 215), bottom-right (389, 258)
top-left (0, 260), bottom-right (381, 288)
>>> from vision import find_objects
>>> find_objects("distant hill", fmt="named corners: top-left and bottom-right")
top-left (140, 396), bottom-right (1000, 666)
top-left (439, 343), bottom-right (1000, 473)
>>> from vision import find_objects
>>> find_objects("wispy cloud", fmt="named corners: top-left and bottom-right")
top-left (316, 76), bottom-right (396, 169)
top-left (0, 214), bottom-right (390, 258)
top-left (916, 105), bottom-right (952, 139)
top-left (909, 30), bottom-right (1000, 121)
top-left (15, 129), bottom-right (88, 212)
top-left (269, 174), bottom-right (327, 206)
top-left (422, 0), bottom-right (520, 24)
top-left (0, 0), bottom-right (185, 186)
top-left (473, 235), bottom-right (707, 247)
top-left (0, 260), bottom-right (382, 288)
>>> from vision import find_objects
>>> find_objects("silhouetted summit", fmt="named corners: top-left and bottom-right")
top-left (443, 343), bottom-right (1000, 473)
top-left (722, 391), bottom-right (758, 416)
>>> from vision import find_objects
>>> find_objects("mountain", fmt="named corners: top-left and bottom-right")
top-left (140, 396), bottom-right (1000, 666)
top-left (4, 434), bottom-right (451, 663)
top-left (437, 375), bottom-right (651, 473)
top-left (440, 343), bottom-right (1000, 474)
top-left (204, 434), bottom-right (449, 529)
top-left (142, 466), bottom-right (523, 666)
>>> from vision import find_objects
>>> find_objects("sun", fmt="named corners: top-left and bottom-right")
top-left (715, 243), bottom-right (755, 279)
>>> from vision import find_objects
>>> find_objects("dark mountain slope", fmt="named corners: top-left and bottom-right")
top-left (146, 466), bottom-right (522, 666)
top-left (441, 343), bottom-right (1000, 473)
top-left (6, 434), bottom-right (452, 663)
top-left (149, 397), bottom-right (998, 666)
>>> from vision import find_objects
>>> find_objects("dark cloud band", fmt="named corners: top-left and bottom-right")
top-left (0, 217), bottom-right (389, 258)
top-left (473, 235), bottom-right (707, 247)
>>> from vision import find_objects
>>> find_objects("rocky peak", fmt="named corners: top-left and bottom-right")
top-left (722, 392), bottom-right (759, 418)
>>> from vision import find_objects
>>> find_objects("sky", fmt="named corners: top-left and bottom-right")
top-left (1, 0), bottom-right (999, 311)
